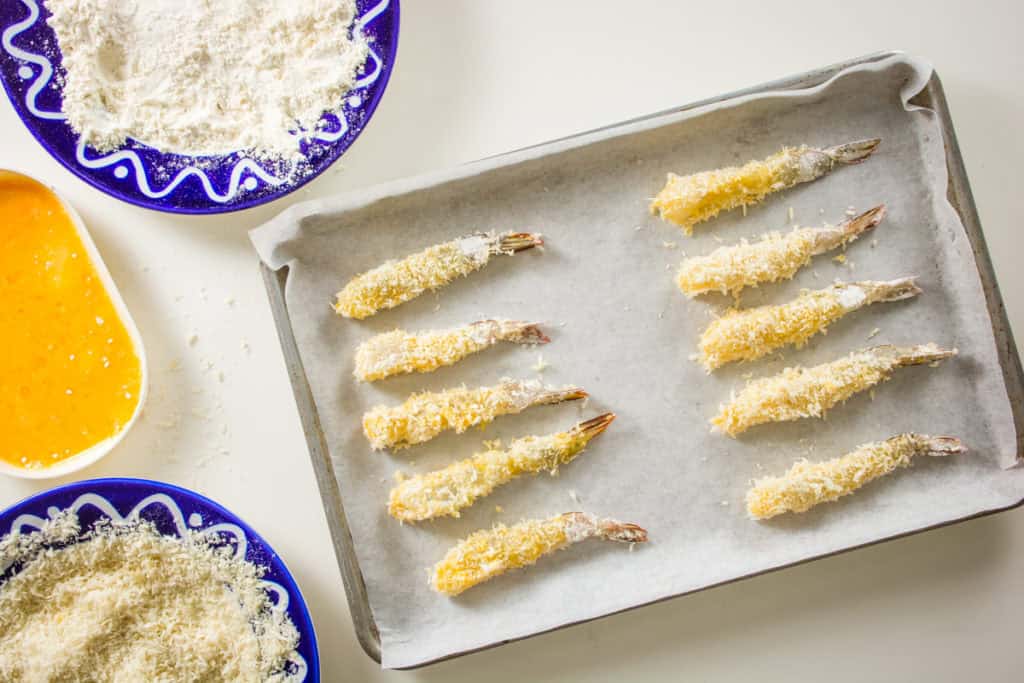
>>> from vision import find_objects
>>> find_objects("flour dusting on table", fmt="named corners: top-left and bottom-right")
top-left (46, 0), bottom-right (369, 157)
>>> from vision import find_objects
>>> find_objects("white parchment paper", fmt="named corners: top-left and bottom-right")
top-left (251, 55), bottom-right (1022, 668)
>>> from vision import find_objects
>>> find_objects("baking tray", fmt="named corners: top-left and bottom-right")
top-left (258, 51), bottom-right (1024, 666)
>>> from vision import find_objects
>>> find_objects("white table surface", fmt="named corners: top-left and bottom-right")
top-left (3, 1), bottom-right (1022, 680)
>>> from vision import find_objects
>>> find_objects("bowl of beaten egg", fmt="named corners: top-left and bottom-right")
top-left (0, 170), bottom-right (147, 479)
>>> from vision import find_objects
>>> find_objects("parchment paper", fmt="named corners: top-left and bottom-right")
top-left (251, 55), bottom-right (1023, 668)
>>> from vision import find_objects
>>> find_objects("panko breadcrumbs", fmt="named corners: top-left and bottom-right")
top-left (0, 511), bottom-right (299, 682)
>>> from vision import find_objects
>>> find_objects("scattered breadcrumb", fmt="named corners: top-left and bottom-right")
top-left (788, 207), bottom-right (795, 223)
top-left (867, 327), bottom-right (881, 339)
top-left (494, 505), bottom-right (503, 513)
top-left (833, 253), bottom-right (847, 264)
top-left (187, 332), bottom-right (198, 346)
top-left (662, 241), bottom-right (677, 250)
top-left (533, 354), bottom-right (549, 373)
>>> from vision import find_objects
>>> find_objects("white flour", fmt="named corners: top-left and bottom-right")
top-left (46, 0), bottom-right (369, 157)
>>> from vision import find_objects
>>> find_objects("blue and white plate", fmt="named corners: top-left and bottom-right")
top-left (0, 0), bottom-right (399, 214)
top-left (0, 478), bottom-right (319, 680)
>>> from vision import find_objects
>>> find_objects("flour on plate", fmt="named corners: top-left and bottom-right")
top-left (46, 0), bottom-right (369, 157)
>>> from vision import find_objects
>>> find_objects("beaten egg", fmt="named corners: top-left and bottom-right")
top-left (0, 171), bottom-right (144, 474)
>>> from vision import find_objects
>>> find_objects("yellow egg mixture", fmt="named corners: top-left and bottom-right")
top-left (0, 172), bottom-right (141, 470)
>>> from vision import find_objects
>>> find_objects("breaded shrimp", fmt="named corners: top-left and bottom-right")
top-left (747, 433), bottom-right (967, 519)
top-left (362, 379), bottom-right (586, 451)
top-left (698, 277), bottom-right (921, 370)
top-left (677, 205), bottom-right (885, 297)
top-left (431, 512), bottom-right (648, 596)
top-left (389, 413), bottom-right (615, 522)
top-left (651, 139), bottom-right (881, 233)
top-left (334, 232), bottom-right (543, 319)
top-left (354, 319), bottom-right (549, 382)
top-left (713, 344), bottom-right (956, 436)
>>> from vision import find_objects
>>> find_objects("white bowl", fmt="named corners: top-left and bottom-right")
top-left (0, 170), bottom-right (148, 479)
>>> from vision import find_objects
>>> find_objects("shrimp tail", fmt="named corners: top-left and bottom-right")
top-left (844, 204), bottom-right (887, 234)
top-left (562, 512), bottom-right (649, 543)
top-left (825, 138), bottom-right (882, 165)
top-left (495, 232), bottom-right (544, 254)
top-left (836, 204), bottom-right (885, 241)
top-left (486, 320), bottom-right (551, 344)
top-left (859, 277), bottom-right (922, 304)
top-left (810, 204), bottom-right (887, 253)
top-left (877, 343), bottom-right (958, 367)
top-left (535, 386), bottom-right (588, 405)
top-left (596, 519), bottom-right (649, 543)
top-left (572, 412), bottom-right (616, 441)
top-left (919, 435), bottom-right (967, 456)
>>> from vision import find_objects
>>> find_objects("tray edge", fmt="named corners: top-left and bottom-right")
top-left (917, 72), bottom-right (1024, 464)
top-left (259, 263), bottom-right (383, 663)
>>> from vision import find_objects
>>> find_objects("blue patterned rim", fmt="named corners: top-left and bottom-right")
top-left (0, 0), bottom-right (399, 214)
top-left (0, 478), bottom-right (319, 680)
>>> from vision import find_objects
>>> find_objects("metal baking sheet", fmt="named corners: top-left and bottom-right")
top-left (254, 51), bottom-right (1024, 668)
